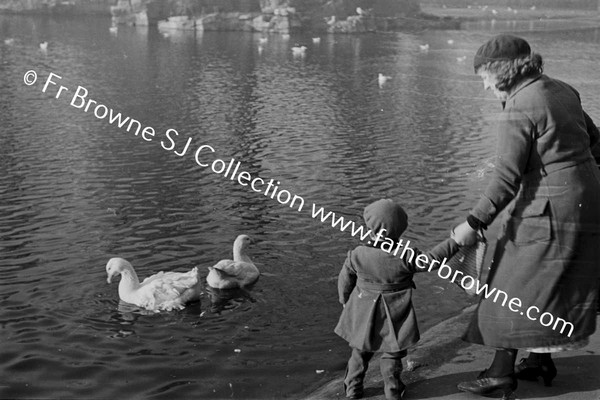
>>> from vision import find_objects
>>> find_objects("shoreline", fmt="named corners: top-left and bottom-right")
top-left (303, 304), bottom-right (479, 400)
top-left (305, 306), bottom-right (600, 400)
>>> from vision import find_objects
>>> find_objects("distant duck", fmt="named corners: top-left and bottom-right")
top-left (39, 41), bottom-right (48, 52)
top-left (109, 25), bottom-right (118, 35)
top-left (419, 43), bottom-right (429, 51)
top-left (325, 15), bottom-right (336, 25)
top-left (291, 44), bottom-right (307, 56)
top-left (206, 235), bottom-right (259, 289)
top-left (491, 9), bottom-right (498, 15)
top-left (106, 257), bottom-right (202, 312)
top-left (456, 56), bottom-right (467, 63)
top-left (378, 73), bottom-right (391, 88)
top-left (282, 33), bottom-right (290, 40)
top-left (530, 5), bottom-right (536, 10)
top-left (356, 7), bottom-right (369, 16)
top-left (4, 38), bottom-right (15, 45)
top-left (447, 39), bottom-right (454, 45)
top-left (312, 37), bottom-right (321, 44)
top-left (259, 37), bottom-right (268, 44)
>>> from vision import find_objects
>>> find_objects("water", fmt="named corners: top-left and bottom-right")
top-left (1, 15), bottom-right (599, 399)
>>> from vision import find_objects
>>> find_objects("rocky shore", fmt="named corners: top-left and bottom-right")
top-left (1, 0), bottom-right (598, 34)
top-left (0, 0), bottom-right (461, 33)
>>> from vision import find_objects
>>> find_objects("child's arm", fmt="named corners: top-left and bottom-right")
top-left (338, 251), bottom-right (357, 305)
top-left (403, 238), bottom-right (461, 273)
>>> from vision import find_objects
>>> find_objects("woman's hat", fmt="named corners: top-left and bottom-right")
top-left (473, 34), bottom-right (531, 72)
top-left (363, 199), bottom-right (408, 241)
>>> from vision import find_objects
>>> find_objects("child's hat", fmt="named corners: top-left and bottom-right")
top-left (363, 199), bottom-right (408, 242)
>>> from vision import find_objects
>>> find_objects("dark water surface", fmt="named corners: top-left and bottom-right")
top-left (1, 15), bottom-right (599, 399)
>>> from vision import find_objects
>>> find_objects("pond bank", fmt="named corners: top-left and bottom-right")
top-left (305, 306), bottom-right (600, 400)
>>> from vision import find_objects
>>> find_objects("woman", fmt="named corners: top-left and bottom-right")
top-left (452, 34), bottom-right (600, 397)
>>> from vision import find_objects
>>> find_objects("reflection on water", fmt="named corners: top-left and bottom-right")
top-left (1, 14), bottom-right (599, 399)
top-left (206, 286), bottom-right (257, 315)
top-left (463, 18), bottom-right (600, 33)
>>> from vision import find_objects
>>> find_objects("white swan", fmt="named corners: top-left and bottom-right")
top-left (206, 235), bottom-right (259, 289)
top-left (39, 42), bottom-right (48, 52)
top-left (106, 258), bottom-right (202, 312)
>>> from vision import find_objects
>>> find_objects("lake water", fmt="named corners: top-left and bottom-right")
top-left (1, 14), bottom-right (599, 399)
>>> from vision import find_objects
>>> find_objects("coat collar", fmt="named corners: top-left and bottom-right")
top-left (502, 73), bottom-right (543, 109)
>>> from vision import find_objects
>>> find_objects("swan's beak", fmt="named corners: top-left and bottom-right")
top-left (107, 272), bottom-right (115, 284)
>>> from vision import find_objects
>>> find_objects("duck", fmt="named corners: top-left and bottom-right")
top-left (258, 37), bottom-right (268, 44)
top-left (206, 234), bottom-right (259, 289)
top-left (419, 43), bottom-right (429, 52)
top-left (39, 41), bottom-right (48, 52)
top-left (378, 73), bottom-right (391, 88)
top-left (4, 38), bottom-right (15, 46)
top-left (312, 37), bottom-right (321, 44)
top-left (106, 257), bottom-right (202, 312)
top-left (291, 44), bottom-right (307, 57)
top-left (109, 25), bottom-right (118, 35)
top-left (356, 7), bottom-right (369, 16)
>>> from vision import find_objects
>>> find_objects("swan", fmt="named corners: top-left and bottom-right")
top-left (419, 43), bottom-right (429, 51)
top-left (109, 25), bottom-right (118, 35)
top-left (206, 235), bottom-right (259, 289)
top-left (39, 42), bottom-right (48, 52)
top-left (106, 257), bottom-right (202, 312)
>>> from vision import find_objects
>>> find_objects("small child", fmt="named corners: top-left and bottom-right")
top-left (335, 199), bottom-right (461, 400)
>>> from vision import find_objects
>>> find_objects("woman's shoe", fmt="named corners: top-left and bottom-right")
top-left (457, 375), bottom-right (517, 398)
top-left (514, 357), bottom-right (557, 386)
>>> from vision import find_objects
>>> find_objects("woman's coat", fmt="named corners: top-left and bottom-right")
top-left (465, 74), bottom-right (600, 348)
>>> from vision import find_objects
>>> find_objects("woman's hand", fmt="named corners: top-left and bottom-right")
top-left (452, 221), bottom-right (478, 246)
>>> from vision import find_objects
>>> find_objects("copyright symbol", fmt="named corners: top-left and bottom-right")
top-left (23, 70), bottom-right (38, 85)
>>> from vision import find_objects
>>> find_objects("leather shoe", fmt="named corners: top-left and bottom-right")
top-left (457, 375), bottom-right (517, 397)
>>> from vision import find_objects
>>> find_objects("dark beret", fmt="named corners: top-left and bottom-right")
top-left (474, 34), bottom-right (531, 72)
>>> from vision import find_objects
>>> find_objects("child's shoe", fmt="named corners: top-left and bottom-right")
top-left (344, 382), bottom-right (363, 399)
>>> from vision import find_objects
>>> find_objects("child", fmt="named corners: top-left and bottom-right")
top-left (334, 199), bottom-right (461, 400)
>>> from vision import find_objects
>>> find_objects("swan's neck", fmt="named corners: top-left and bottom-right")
top-left (233, 245), bottom-right (252, 263)
top-left (118, 268), bottom-right (141, 296)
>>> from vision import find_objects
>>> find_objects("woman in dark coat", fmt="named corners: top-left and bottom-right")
top-left (452, 34), bottom-right (600, 397)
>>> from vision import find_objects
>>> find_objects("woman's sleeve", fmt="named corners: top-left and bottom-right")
top-left (584, 111), bottom-right (599, 147)
top-left (470, 110), bottom-right (534, 226)
top-left (338, 250), bottom-right (357, 305)
top-left (584, 112), bottom-right (600, 167)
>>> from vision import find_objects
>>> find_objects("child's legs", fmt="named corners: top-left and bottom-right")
top-left (344, 348), bottom-right (374, 395)
top-left (380, 350), bottom-right (407, 400)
